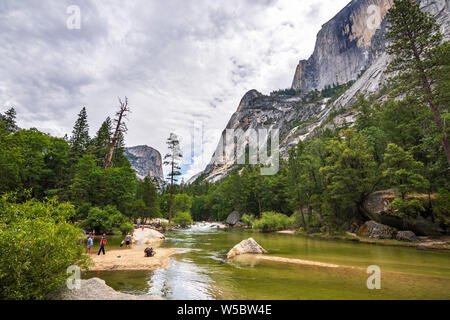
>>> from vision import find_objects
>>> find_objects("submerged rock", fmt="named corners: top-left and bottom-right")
top-left (133, 228), bottom-right (165, 245)
top-left (396, 231), bottom-right (418, 242)
top-left (226, 238), bottom-right (268, 259)
top-left (60, 278), bottom-right (163, 300)
top-left (357, 220), bottom-right (397, 240)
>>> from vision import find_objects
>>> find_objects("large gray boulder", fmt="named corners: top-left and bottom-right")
top-left (133, 228), bottom-right (165, 245)
top-left (396, 231), bottom-right (418, 242)
top-left (226, 211), bottom-right (242, 226)
top-left (60, 278), bottom-right (163, 300)
top-left (357, 221), bottom-right (397, 240)
top-left (226, 238), bottom-right (268, 259)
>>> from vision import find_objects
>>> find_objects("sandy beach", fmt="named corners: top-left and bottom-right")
top-left (88, 247), bottom-right (177, 271)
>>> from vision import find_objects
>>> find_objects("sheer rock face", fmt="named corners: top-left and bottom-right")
top-left (196, 0), bottom-right (449, 183)
top-left (292, 0), bottom-right (395, 91)
top-left (291, 0), bottom-right (449, 92)
top-left (125, 145), bottom-right (164, 185)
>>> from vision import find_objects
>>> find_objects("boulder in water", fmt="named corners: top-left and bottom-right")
top-left (226, 211), bottom-right (242, 226)
top-left (133, 228), bottom-right (165, 245)
top-left (226, 238), bottom-right (268, 259)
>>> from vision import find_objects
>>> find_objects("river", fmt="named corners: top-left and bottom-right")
top-left (83, 223), bottom-right (450, 300)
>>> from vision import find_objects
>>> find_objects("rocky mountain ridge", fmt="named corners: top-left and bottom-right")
top-left (195, 0), bottom-right (449, 183)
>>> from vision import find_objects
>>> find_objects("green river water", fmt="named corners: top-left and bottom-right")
top-left (84, 223), bottom-right (450, 300)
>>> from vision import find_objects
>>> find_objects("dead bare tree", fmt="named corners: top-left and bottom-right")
top-left (105, 97), bottom-right (131, 168)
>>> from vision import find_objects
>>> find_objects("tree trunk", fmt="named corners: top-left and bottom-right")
top-left (168, 159), bottom-right (174, 224)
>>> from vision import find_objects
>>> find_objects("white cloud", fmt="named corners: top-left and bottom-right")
top-left (0, 0), bottom-right (350, 180)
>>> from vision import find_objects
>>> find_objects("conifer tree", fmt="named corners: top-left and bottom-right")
top-left (163, 133), bottom-right (182, 223)
top-left (386, 0), bottom-right (450, 164)
top-left (70, 107), bottom-right (90, 157)
top-left (92, 117), bottom-right (112, 166)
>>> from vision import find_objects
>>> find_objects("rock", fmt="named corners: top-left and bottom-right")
top-left (361, 189), bottom-right (444, 236)
top-left (124, 145), bottom-right (164, 185)
top-left (226, 238), bottom-right (268, 259)
top-left (357, 221), bottom-right (397, 240)
top-left (234, 221), bottom-right (246, 228)
top-left (132, 228), bottom-right (165, 245)
top-left (226, 211), bottom-right (242, 226)
top-left (396, 231), bottom-right (418, 242)
top-left (60, 278), bottom-right (163, 300)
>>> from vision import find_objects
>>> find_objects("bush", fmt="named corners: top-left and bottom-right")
top-left (81, 205), bottom-right (131, 234)
top-left (252, 212), bottom-right (295, 232)
top-left (0, 196), bottom-right (91, 299)
top-left (173, 211), bottom-right (193, 227)
top-left (390, 198), bottom-right (425, 218)
top-left (241, 214), bottom-right (255, 227)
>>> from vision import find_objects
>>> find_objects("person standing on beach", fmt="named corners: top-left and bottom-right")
top-left (125, 232), bottom-right (132, 248)
top-left (98, 233), bottom-right (107, 255)
top-left (86, 233), bottom-right (93, 254)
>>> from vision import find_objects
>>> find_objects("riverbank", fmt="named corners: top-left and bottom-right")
top-left (88, 247), bottom-right (177, 271)
top-left (289, 231), bottom-right (450, 250)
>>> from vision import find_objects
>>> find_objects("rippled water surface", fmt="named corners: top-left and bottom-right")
top-left (84, 223), bottom-right (450, 300)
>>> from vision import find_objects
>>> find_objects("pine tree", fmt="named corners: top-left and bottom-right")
top-left (0, 107), bottom-right (17, 134)
top-left (386, 0), bottom-right (450, 164)
top-left (163, 133), bottom-right (182, 223)
top-left (92, 117), bottom-right (112, 166)
top-left (70, 107), bottom-right (90, 157)
top-left (105, 97), bottom-right (130, 168)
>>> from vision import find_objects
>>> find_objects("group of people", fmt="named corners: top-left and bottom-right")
top-left (85, 232), bottom-right (108, 255)
top-left (84, 218), bottom-right (145, 256)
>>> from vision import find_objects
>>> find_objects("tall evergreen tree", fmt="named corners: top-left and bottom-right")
top-left (0, 107), bottom-right (17, 134)
top-left (163, 133), bottom-right (182, 223)
top-left (386, 0), bottom-right (450, 164)
top-left (92, 117), bottom-right (112, 167)
top-left (70, 107), bottom-right (90, 157)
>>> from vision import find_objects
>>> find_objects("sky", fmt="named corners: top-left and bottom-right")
top-left (0, 0), bottom-right (350, 181)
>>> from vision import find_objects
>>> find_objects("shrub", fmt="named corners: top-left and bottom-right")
top-left (241, 214), bottom-right (255, 227)
top-left (390, 198), bottom-right (425, 218)
top-left (81, 205), bottom-right (131, 234)
top-left (173, 211), bottom-right (193, 227)
top-left (0, 196), bottom-right (91, 299)
top-left (252, 212), bottom-right (295, 232)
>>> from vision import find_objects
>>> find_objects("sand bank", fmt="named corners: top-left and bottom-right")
top-left (88, 247), bottom-right (177, 271)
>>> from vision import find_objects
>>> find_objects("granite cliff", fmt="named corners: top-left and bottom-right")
top-left (195, 0), bottom-right (449, 183)
top-left (124, 145), bottom-right (164, 185)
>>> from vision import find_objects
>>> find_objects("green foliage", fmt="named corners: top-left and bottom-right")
top-left (241, 213), bottom-right (255, 227)
top-left (81, 205), bottom-right (131, 234)
top-left (173, 193), bottom-right (193, 213)
top-left (433, 189), bottom-right (450, 225)
top-left (390, 198), bottom-right (425, 218)
top-left (382, 144), bottom-right (429, 199)
top-left (386, 0), bottom-right (450, 165)
top-left (252, 212), bottom-right (295, 232)
top-left (0, 196), bottom-right (90, 299)
top-left (136, 177), bottom-right (161, 219)
top-left (173, 211), bottom-right (193, 227)
top-left (70, 107), bottom-right (90, 157)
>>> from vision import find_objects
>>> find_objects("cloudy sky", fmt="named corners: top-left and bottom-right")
top-left (0, 0), bottom-right (350, 181)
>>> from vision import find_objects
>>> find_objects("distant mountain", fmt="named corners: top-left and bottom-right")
top-left (124, 145), bottom-right (164, 185)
